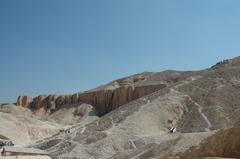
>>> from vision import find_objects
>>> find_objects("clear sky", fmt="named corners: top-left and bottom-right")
top-left (1, 0), bottom-right (240, 103)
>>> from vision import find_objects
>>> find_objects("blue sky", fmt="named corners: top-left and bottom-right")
top-left (1, 0), bottom-right (240, 103)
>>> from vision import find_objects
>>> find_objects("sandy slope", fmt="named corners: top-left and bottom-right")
top-left (0, 105), bottom-right (61, 146)
top-left (0, 102), bottom-right (99, 147)
top-left (32, 89), bottom-right (216, 158)
top-left (0, 156), bottom-right (51, 159)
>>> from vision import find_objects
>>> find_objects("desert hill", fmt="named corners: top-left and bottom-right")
top-left (2, 56), bottom-right (240, 158)
top-left (0, 104), bottom-right (60, 146)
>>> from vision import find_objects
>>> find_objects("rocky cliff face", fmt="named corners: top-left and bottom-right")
top-left (16, 84), bottom-right (166, 115)
top-left (16, 96), bottom-right (32, 107)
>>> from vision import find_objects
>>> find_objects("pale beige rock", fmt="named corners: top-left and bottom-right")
top-left (0, 111), bottom-right (60, 146)
top-left (0, 156), bottom-right (51, 159)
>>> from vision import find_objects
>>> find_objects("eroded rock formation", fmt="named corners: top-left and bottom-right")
top-left (16, 84), bottom-right (166, 115)
top-left (16, 96), bottom-right (32, 107)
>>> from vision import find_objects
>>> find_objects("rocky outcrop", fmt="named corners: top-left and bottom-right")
top-left (16, 96), bottom-right (33, 107)
top-left (16, 84), bottom-right (166, 115)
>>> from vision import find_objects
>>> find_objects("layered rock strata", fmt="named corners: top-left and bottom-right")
top-left (16, 84), bottom-right (166, 115)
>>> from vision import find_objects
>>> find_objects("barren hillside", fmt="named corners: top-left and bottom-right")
top-left (2, 57), bottom-right (240, 159)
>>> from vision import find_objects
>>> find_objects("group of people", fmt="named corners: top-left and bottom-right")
top-left (0, 140), bottom-right (14, 147)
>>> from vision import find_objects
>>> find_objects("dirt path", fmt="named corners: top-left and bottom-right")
top-left (195, 102), bottom-right (212, 131)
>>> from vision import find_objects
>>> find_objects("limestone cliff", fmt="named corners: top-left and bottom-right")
top-left (16, 96), bottom-right (32, 107)
top-left (16, 84), bottom-right (166, 115)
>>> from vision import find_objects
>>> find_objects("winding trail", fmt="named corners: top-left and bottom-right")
top-left (130, 140), bottom-right (137, 149)
top-left (195, 102), bottom-right (212, 131)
